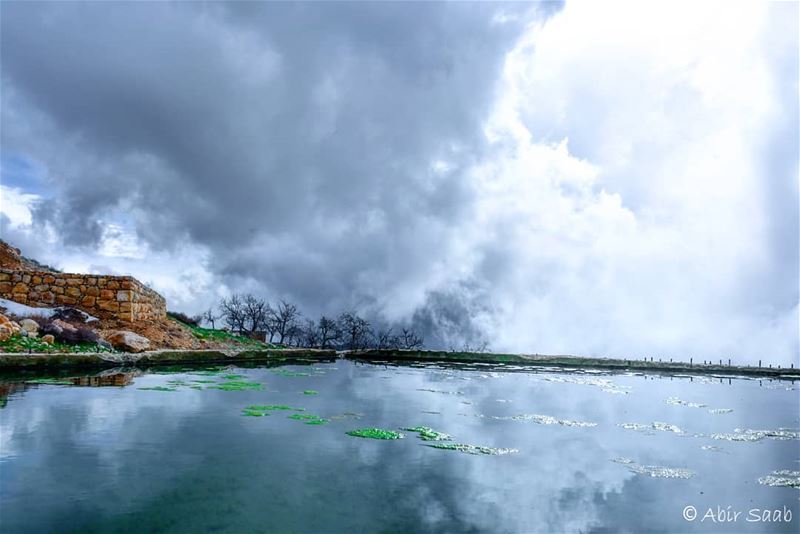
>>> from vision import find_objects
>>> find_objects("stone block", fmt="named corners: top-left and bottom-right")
top-left (100, 289), bottom-right (115, 300)
top-left (43, 275), bottom-right (56, 284)
top-left (65, 287), bottom-right (81, 298)
top-left (81, 296), bottom-right (96, 307)
top-left (85, 286), bottom-right (99, 296)
top-left (56, 295), bottom-right (78, 306)
top-left (117, 290), bottom-right (131, 302)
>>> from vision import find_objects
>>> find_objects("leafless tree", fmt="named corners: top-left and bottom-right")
top-left (242, 294), bottom-right (271, 334)
top-left (300, 319), bottom-right (320, 348)
top-left (338, 311), bottom-right (372, 350)
top-left (375, 327), bottom-right (399, 349)
top-left (318, 315), bottom-right (341, 349)
top-left (219, 294), bottom-right (246, 332)
top-left (398, 327), bottom-right (424, 349)
top-left (269, 299), bottom-right (301, 345)
top-left (201, 308), bottom-right (218, 329)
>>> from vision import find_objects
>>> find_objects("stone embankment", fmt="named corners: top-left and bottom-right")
top-left (0, 270), bottom-right (166, 322)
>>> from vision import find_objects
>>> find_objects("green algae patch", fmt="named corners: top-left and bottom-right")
top-left (304, 418), bottom-right (328, 425)
top-left (402, 426), bottom-right (452, 441)
top-left (302, 390), bottom-right (318, 395)
top-left (221, 374), bottom-right (246, 380)
top-left (210, 381), bottom-right (263, 391)
top-left (346, 428), bottom-right (404, 440)
top-left (427, 443), bottom-right (517, 455)
top-left (287, 413), bottom-right (328, 425)
top-left (242, 408), bottom-right (272, 417)
top-left (138, 386), bottom-right (178, 392)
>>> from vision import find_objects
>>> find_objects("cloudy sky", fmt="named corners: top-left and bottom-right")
top-left (1, 1), bottom-right (797, 364)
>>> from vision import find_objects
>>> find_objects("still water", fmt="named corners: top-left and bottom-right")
top-left (1, 359), bottom-right (798, 533)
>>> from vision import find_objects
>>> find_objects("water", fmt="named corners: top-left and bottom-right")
top-left (1, 360), bottom-right (797, 533)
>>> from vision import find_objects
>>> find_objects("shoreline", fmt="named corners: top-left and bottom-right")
top-left (0, 348), bottom-right (796, 379)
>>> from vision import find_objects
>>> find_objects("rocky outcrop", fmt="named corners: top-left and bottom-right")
top-left (105, 331), bottom-right (151, 353)
top-left (0, 313), bottom-right (21, 342)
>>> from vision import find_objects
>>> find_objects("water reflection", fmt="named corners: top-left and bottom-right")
top-left (0, 360), bottom-right (797, 533)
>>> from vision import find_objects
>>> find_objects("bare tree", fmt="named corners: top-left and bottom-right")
top-left (269, 299), bottom-right (301, 345)
top-left (300, 319), bottom-right (320, 348)
top-left (219, 294), bottom-right (246, 332)
top-left (318, 315), bottom-right (340, 349)
top-left (201, 308), bottom-right (218, 329)
top-left (242, 294), bottom-right (271, 334)
top-left (375, 327), bottom-right (399, 349)
top-left (398, 327), bottom-right (424, 349)
top-left (338, 312), bottom-right (372, 350)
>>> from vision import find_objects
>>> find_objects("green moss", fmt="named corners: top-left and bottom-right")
top-left (427, 443), bottom-right (518, 455)
top-left (138, 386), bottom-right (178, 392)
top-left (302, 390), bottom-right (318, 395)
top-left (402, 426), bottom-right (452, 441)
top-left (346, 428), bottom-right (404, 440)
top-left (221, 374), bottom-right (245, 380)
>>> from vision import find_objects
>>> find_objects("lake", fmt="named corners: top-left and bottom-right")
top-left (1, 359), bottom-right (798, 533)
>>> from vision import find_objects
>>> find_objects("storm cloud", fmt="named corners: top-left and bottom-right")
top-left (1, 1), bottom-right (797, 364)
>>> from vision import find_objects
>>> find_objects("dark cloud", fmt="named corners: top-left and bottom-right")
top-left (1, 1), bottom-right (550, 319)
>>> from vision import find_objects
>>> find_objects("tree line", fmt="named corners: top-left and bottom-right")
top-left (200, 294), bottom-right (424, 351)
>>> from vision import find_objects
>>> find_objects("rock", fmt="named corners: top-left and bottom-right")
top-left (0, 325), bottom-right (11, 342)
top-left (0, 313), bottom-right (10, 325)
top-left (98, 340), bottom-right (113, 350)
top-left (41, 334), bottom-right (55, 344)
top-left (51, 319), bottom-right (77, 335)
top-left (20, 318), bottom-right (39, 334)
top-left (105, 331), bottom-right (150, 353)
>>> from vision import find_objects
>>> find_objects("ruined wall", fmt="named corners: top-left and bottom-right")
top-left (0, 269), bottom-right (166, 322)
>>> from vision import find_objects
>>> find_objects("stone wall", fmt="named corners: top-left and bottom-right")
top-left (0, 269), bottom-right (166, 322)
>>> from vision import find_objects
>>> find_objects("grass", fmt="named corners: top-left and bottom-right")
top-left (170, 317), bottom-right (280, 349)
top-left (346, 428), bottom-right (404, 440)
top-left (0, 333), bottom-right (115, 354)
top-left (302, 390), bottom-right (318, 395)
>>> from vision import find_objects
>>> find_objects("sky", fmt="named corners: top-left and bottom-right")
top-left (0, 1), bottom-right (797, 364)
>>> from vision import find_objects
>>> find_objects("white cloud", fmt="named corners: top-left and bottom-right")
top-left (433, 1), bottom-right (798, 364)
